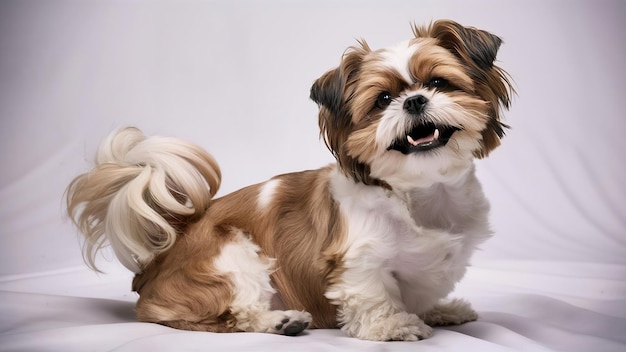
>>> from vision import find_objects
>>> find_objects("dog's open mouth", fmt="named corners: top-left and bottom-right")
top-left (387, 122), bottom-right (460, 154)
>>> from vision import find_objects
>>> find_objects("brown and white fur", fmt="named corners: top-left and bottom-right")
top-left (66, 20), bottom-right (512, 341)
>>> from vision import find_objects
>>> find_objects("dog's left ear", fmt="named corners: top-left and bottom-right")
top-left (416, 20), bottom-right (514, 158)
top-left (417, 20), bottom-right (502, 71)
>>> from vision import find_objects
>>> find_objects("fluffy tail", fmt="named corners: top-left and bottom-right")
top-left (66, 127), bottom-right (221, 273)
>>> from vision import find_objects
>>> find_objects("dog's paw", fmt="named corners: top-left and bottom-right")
top-left (267, 310), bottom-right (312, 336)
top-left (353, 312), bottom-right (433, 341)
top-left (422, 298), bottom-right (478, 326)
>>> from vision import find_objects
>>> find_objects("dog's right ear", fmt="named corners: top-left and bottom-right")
top-left (311, 65), bottom-right (348, 160)
top-left (310, 67), bottom-right (344, 115)
top-left (311, 43), bottom-right (369, 175)
top-left (311, 44), bottom-right (368, 161)
top-left (310, 42), bottom-right (370, 116)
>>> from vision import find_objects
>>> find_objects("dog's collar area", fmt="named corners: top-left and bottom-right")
top-left (387, 123), bottom-right (460, 154)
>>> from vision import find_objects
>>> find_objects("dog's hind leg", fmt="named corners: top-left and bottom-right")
top-left (213, 230), bottom-right (312, 336)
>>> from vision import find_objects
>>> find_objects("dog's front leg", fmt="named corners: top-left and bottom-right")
top-left (325, 262), bottom-right (433, 341)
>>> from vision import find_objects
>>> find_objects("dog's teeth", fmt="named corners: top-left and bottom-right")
top-left (434, 129), bottom-right (440, 140)
top-left (407, 135), bottom-right (419, 146)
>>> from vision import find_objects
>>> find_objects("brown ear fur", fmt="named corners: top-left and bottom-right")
top-left (311, 42), bottom-right (390, 188)
top-left (415, 20), bottom-right (514, 157)
top-left (310, 41), bottom-right (370, 152)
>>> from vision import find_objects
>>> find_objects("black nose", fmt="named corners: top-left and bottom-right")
top-left (403, 95), bottom-right (428, 115)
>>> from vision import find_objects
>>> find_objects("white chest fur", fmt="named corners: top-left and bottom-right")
top-left (327, 167), bottom-right (491, 315)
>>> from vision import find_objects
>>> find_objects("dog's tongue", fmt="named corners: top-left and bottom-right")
top-left (407, 129), bottom-right (439, 146)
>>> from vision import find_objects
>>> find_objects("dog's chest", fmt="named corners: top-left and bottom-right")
top-left (392, 184), bottom-right (490, 312)
top-left (332, 174), bottom-right (490, 314)
top-left (385, 192), bottom-right (473, 279)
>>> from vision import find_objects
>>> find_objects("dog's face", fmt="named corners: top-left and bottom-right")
top-left (311, 20), bottom-right (512, 189)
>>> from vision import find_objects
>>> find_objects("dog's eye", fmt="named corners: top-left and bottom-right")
top-left (375, 92), bottom-right (393, 109)
top-left (427, 78), bottom-right (448, 89)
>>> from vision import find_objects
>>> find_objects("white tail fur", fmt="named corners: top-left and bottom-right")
top-left (66, 127), bottom-right (221, 273)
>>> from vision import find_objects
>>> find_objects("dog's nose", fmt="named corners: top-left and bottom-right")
top-left (403, 95), bottom-right (428, 115)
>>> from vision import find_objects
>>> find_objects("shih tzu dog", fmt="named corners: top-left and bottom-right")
top-left (66, 20), bottom-right (512, 341)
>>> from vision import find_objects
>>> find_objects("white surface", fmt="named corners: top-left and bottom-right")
top-left (1, 0), bottom-right (625, 351)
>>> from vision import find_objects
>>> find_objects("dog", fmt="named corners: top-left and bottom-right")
top-left (66, 19), bottom-right (512, 341)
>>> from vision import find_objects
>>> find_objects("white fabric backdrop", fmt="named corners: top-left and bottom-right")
top-left (1, 1), bottom-right (624, 351)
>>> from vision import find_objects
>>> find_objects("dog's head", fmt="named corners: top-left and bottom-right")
top-left (311, 20), bottom-right (513, 189)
